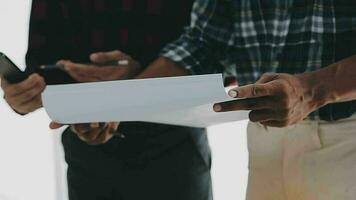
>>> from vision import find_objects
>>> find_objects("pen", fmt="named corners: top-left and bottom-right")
top-left (100, 60), bottom-right (129, 66)
top-left (40, 59), bottom-right (130, 70)
top-left (39, 64), bottom-right (65, 70)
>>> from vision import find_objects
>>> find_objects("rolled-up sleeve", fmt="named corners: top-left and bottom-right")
top-left (161, 0), bottom-right (234, 75)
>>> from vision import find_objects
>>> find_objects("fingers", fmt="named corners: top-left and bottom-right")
top-left (15, 95), bottom-right (43, 113)
top-left (91, 126), bottom-right (114, 145)
top-left (76, 125), bottom-right (103, 142)
top-left (58, 51), bottom-right (140, 82)
top-left (227, 83), bottom-right (274, 99)
top-left (97, 122), bottom-right (118, 143)
top-left (59, 60), bottom-right (101, 82)
top-left (50, 122), bottom-right (64, 129)
top-left (90, 122), bottom-right (100, 128)
top-left (72, 123), bottom-right (99, 134)
top-left (217, 73), bottom-right (309, 128)
top-left (2, 74), bottom-right (45, 97)
top-left (59, 60), bottom-right (124, 82)
top-left (73, 123), bottom-right (107, 142)
top-left (68, 71), bottom-right (100, 82)
top-left (71, 122), bottom-right (117, 145)
top-left (214, 97), bottom-right (275, 112)
top-left (7, 81), bottom-right (46, 107)
top-left (2, 74), bottom-right (46, 114)
top-left (227, 73), bottom-right (281, 99)
top-left (59, 60), bottom-right (91, 72)
top-left (90, 50), bottom-right (130, 63)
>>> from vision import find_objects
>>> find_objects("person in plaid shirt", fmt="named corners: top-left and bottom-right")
top-left (0, 0), bottom-right (213, 200)
top-left (140, 0), bottom-right (355, 199)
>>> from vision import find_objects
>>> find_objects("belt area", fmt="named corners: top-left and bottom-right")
top-left (319, 100), bottom-right (356, 121)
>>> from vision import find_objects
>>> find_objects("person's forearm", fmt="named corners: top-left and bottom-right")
top-left (135, 57), bottom-right (190, 79)
top-left (299, 54), bottom-right (356, 108)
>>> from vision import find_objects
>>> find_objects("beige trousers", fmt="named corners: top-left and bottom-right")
top-left (246, 115), bottom-right (356, 200)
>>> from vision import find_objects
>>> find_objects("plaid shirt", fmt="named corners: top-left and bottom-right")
top-left (161, 0), bottom-right (356, 119)
top-left (26, 0), bottom-right (194, 71)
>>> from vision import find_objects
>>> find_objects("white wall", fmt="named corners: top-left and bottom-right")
top-left (0, 1), bottom-right (57, 200)
top-left (209, 122), bottom-right (249, 200)
top-left (0, 1), bottom-right (249, 200)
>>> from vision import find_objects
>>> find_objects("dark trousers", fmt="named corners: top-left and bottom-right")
top-left (62, 124), bottom-right (213, 200)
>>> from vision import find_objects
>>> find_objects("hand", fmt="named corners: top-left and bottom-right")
top-left (50, 122), bottom-right (120, 145)
top-left (58, 50), bottom-right (141, 82)
top-left (214, 73), bottom-right (318, 128)
top-left (1, 74), bottom-right (46, 114)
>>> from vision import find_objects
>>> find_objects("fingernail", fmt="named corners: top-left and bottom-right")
top-left (213, 104), bottom-right (222, 112)
top-left (118, 60), bottom-right (129, 65)
top-left (228, 90), bottom-right (238, 98)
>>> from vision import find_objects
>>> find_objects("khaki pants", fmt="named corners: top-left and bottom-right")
top-left (246, 115), bottom-right (356, 200)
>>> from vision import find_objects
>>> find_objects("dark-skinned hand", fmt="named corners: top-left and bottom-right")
top-left (1, 74), bottom-right (46, 114)
top-left (58, 50), bottom-right (141, 83)
top-left (214, 73), bottom-right (318, 128)
top-left (50, 122), bottom-right (119, 145)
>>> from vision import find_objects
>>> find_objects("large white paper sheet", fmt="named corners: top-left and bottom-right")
top-left (42, 74), bottom-right (248, 127)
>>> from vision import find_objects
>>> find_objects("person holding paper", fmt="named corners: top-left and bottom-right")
top-left (132, 0), bottom-right (355, 199)
top-left (1, 1), bottom-right (213, 200)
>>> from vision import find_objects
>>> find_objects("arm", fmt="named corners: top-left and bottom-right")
top-left (301, 55), bottom-right (356, 105)
top-left (157, 0), bottom-right (234, 75)
top-left (135, 57), bottom-right (189, 79)
top-left (215, 55), bottom-right (356, 127)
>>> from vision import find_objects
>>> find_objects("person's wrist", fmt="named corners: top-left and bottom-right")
top-left (135, 57), bottom-right (189, 79)
top-left (296, 70), bottom-right (334, 111)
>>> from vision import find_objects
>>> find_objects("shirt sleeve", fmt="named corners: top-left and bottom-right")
top-left (160, 0), bottom-right (234, 75)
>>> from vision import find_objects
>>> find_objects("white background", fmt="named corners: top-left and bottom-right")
top-left (0, 1), bottom-right (249, 200)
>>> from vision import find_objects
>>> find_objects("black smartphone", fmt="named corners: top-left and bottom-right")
top-left (37, 64), bottom-right (77, 85)
top-left (0, 52), bottom-right (30, 83)
top-left (0, 52), bottom-right (77, 85)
